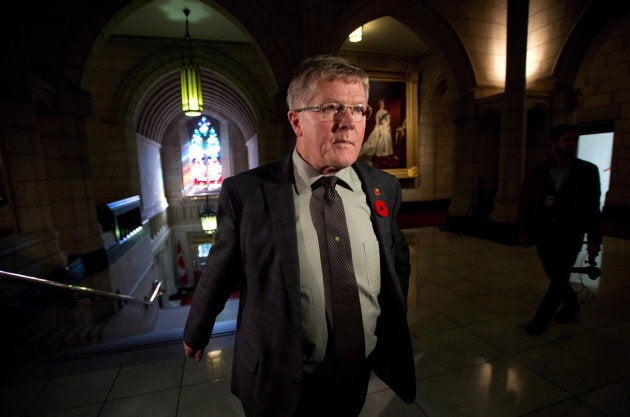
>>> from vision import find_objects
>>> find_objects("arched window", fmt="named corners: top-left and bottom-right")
top-left (182, 115), bottom-right (222, 196)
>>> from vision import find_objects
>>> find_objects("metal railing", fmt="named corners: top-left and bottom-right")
top-left (0, 269), bottom-right (163, 308)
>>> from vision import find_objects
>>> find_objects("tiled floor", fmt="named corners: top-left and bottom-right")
top-left (2, 227), bottom-right (629, 417)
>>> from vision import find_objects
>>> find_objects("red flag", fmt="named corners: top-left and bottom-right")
top-left (177, 242), bottom-right (188, 286)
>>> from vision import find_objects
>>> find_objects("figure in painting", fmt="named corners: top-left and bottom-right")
top-left (360, 99), bottom-right (394, 163)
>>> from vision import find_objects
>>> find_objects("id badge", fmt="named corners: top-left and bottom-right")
top-left (544, 195), bottom-right (554, 207)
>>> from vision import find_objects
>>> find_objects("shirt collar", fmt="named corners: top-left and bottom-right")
top-left (292, 149), bottom-right (358, 194)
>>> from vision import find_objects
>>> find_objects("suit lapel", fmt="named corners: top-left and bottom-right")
top-left (353, 163), bottom-right (400, 301)
top-left (262, 157), bottom-right (301, 327)
top-left (353, 164), bottom-right (391, 246)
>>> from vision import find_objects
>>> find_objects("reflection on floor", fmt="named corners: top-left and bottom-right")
top-left (2, 227), bottom-right (629, 417)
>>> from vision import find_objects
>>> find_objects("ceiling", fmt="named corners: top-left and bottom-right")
top-left (111, 0), bottom-right (427, 143)
top-left (112, 0), bottom-right (427, 56)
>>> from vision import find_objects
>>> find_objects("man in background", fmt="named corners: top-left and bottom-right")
top-left (518, 124), bottom-right (602, 335)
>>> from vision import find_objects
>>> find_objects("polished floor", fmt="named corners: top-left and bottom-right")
top-left (2, 227), bottom-right (630, 417)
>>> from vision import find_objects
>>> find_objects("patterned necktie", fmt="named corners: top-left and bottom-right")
top-left (316, 176), bottom-right (365, 376)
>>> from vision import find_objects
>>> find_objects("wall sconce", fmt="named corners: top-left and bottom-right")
top-left (181, 8), bottom-right (204, 117)
top-left (348, 26), bottom-right (363, 43)
top-left (199, 195), bottom-right (217, 234)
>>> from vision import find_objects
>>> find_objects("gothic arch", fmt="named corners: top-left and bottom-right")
top-left (110, 45), bottom-right (267, 145)
top-left (329, 0), bottom-right (476, 101)
top-left (554, 0), bottom-right (630, 89)
top-left (58, 0), bottom-right (278, 147)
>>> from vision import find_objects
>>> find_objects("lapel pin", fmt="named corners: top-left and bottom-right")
top-left (373, 188), bottom-right (381, 196)
top-left (374, 200), bottom-right (389, 217)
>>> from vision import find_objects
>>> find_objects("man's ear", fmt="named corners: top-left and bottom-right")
top-left (287, 111), bottom-right (302, 137)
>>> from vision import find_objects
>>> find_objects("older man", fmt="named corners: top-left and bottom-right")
top-left (184, 55), bottom-right (416, 417)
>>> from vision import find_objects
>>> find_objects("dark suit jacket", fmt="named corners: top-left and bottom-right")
top-left (184, 153), bottom-right (416, 417)
top-left (517, 158), bottom-right (602, 245)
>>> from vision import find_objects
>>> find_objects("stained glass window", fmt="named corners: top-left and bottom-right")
top-left (182, 115), bottom-right (222, 196)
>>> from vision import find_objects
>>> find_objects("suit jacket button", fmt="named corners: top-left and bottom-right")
top-left (293, 378), bottom-right (302, 386)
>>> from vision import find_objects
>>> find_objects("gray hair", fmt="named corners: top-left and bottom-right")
top-left (286, 55), bottom-right (370, 110)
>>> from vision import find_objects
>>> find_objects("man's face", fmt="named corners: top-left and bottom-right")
top-left (288, 79), bottom-right (367, 174)
top-left (552, 130), bottom-right (579, 160)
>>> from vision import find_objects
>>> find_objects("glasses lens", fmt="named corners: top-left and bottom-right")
top-left (320, 103), bottom-right (340, 120)
top-left (347, 105), bottom-right (371, 121)
top-left (350, 106), bottom-right (364, 120)
top-left (319, 103), bottom-right (371, 121)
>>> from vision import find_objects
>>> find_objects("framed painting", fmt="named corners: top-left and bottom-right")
top-left (359, 75), bottom-right (418, 179)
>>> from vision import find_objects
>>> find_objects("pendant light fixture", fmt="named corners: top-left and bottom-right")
top-left (181, 8), bottom-right (204, 117)
top-left (199, 195), bottom-right (217, 234)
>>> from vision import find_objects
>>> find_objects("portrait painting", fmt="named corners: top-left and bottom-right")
top-left (359, 80), bottom-right (407, 170)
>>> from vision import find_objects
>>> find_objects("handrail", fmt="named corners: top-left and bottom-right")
top-left (0, 269), bottom-right (163, 308)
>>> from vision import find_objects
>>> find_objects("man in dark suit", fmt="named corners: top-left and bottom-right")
top-left (183, 55), bottom-right (416, 417)
top-left (518, 124), bottom-right (602, 335)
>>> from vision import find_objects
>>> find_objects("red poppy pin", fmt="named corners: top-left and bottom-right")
top-left (374, 200), bottom-right (389, 217)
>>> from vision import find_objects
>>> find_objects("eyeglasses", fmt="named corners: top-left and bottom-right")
top-left (294, 103), bottom-right (373, 121)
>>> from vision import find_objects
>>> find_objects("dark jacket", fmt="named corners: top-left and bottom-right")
top-left (518, 158), bottom-right (602, 245)
top-left (184, 153), bottom-right (416, 417)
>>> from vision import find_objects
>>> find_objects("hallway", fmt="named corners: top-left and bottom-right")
top-left (2, 227), bottom-right (629, 417)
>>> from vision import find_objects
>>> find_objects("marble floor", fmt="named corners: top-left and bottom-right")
top-left (2, 227), bottom-right (629, 417)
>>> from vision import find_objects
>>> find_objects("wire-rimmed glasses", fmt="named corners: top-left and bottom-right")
top-left (294, 103), bottom-right (373, 121)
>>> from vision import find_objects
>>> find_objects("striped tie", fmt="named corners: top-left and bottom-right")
top-left (316, 176), bottom-right (365, 376)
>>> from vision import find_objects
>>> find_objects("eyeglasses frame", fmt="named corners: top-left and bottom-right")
top-left (293, 102), bottom-right (373, 121)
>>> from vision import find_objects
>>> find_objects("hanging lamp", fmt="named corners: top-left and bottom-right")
top-left (199, 195), bottom-right (217, 234)
top-left (181, 8), bottom-right (204, 116)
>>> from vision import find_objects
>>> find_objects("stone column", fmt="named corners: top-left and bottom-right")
top-left (495, 0), bottom-right (529, 222)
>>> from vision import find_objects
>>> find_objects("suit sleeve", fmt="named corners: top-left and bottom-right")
top-left (183, 179), bottom-right (244, 350)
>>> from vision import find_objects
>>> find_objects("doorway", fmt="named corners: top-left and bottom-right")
top-left (571, 130), bottom-right (614, 298)
top-left (577, 131), bottom-right (614, 210)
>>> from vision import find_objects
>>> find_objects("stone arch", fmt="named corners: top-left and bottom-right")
top-left (554, 1), bottom-right (630, 89)
top-left (64, 0), bottom-right (281, 149)
top-left (329, 0), bottom-right (476, 101)
top-left (110, 45), bottom-right (268, 146)
top-left (210, 0), bottom-right (301, 95)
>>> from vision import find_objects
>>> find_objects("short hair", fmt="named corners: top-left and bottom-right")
top-left (286, 55), bottom-right (370, 110)
top-left (550, 124), bottom-right (579, 141)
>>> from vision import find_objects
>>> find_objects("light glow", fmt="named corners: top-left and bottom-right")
top-left (181, 64), bottom-right (204, 116)
top-left (349, 26), bottom-right (363, 43)
top-left (200, 208), bottom-right (217, 234)
top-left (490, 39), bottom-right (507, 86)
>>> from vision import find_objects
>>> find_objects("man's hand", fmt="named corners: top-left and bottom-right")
top-left (183, 341), bottom-right (204, 361)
